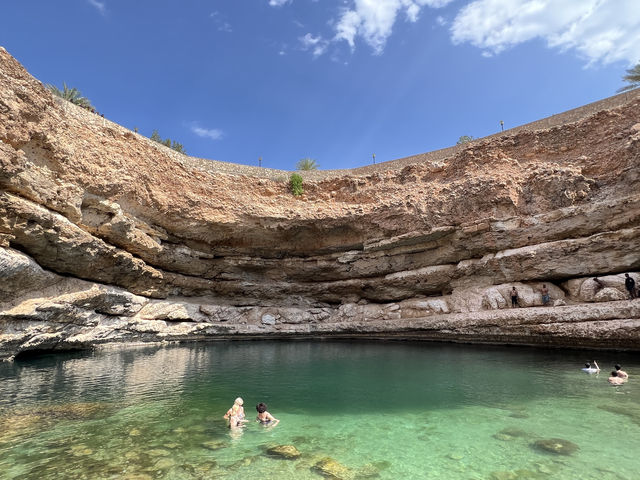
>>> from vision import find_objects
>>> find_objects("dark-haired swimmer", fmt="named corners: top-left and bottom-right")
top-left (609, 371), bottom-right (625, 385)
top-left (256, 402), bottom-right (280, 426)
top-left (615, 364), bottom-right (629, 379)
top-left (582, 361), bottom-right (600, 374)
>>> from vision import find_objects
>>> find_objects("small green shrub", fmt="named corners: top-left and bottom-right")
top-left (289, 173), bottom-right (304, 196)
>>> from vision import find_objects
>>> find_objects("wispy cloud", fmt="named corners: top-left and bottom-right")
top-left (299, 33), bottom-right (329, 57)
top-left (269, 0), bottom-right (291, 6)
top-left (293, 0), bottom-right (453, 57)
top-left (88, 0), bottom-right (106, 16)
top-left (450, 0), bottom-right (640, 65)
top-left (191, 125), bottom-right (224, 141)
top-left (334, 0), bottom-right (454, 54)
top-left (210, 11), bottom-right (233, 33)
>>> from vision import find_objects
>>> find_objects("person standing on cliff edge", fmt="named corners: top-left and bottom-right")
top-left (625, 273), bottom-right (636, 299)
top-left (511, 286), bottom-right (519, 308)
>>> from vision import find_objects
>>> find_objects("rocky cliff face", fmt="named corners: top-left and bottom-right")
top-left (1, 47), bottom-right (640, 360)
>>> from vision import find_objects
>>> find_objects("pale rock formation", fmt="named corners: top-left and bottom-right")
top-left (594, 288), bottom-right (627, 303)
top-left (1, 47), bottom-right (640, 359)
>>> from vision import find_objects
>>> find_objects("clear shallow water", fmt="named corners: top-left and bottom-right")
top-left (1, 341), bottom-right (639, 480)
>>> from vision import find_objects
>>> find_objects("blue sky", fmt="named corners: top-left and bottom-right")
top-left (2, 0), bottom-right (639, 170)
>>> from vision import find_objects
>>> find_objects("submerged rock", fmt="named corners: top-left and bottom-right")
top-left (356, 460), bottom-right (391, 478)
top-left (490, 471), bottom-right (517, 480)
top-left (69, 444), bottom-right (93, 456)
top-left (598, 404), bottom-right (640, 426)
top-left (202, 440), bottom-right (228, 451)
top-left (313, 457), bottom-right (354, 479)
top-left (508, 411), bottom-right (529, 419)
top-left (494, 427), bottom-right (529, 441)
top-left (152, 457), bottom-right (176, 470)
top-left (147, 448), bottom-right (171, 457)
top-left (532, 438), bottom-right (579, 455)
top-left (500, 427), bottom-right (528, 437)
top-left (265, 444), bottom-right (302, 460)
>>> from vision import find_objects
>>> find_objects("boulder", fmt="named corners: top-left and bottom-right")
top-left (532, 438), bottom-right (579, 455)
top-left (312, 457), bottom-right (353, 479)
top-left (482, 287), bottom-right (507, 310)
top-left (265, 444), bottom-right (301, 460)
top-left (594, 287), bottom-right (627, 302)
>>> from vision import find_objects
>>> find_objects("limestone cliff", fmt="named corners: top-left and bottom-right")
top-left (1, 46), bottom-right (639, 360)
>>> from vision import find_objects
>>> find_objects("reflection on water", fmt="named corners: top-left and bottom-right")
top-left (1, 341), bottom-right (639, 479)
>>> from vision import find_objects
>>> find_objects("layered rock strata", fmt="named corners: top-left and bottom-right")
top-left (1, 47), bottom-right (640, 360)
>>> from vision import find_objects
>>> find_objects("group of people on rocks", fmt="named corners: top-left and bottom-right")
top-left (582, 360), bottom-right (630, 385)
top-left (509, 284), bottom-right (551, 307)
top-left (223, 397), bottom-right (279, 430)
top-left (509, 273), bottom-right (638, 308)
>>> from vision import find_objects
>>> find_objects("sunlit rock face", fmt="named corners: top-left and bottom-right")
top-left (1, 47), bottom-right (640, 360)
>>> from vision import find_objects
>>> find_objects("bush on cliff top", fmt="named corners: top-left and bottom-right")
top-left (290, 173), bottom-right (303, 196)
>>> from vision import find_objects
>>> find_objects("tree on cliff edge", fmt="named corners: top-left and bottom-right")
top-left (296, 157), bottom-right (319, 170)
top-left (150, 129), bottom-right (186, 154)
top-left (46, 82), bottom-right (93, 108)
top-left (457, 135), bottom-right (474, 145)
top-left (618, 62), bottom-right (640, 92)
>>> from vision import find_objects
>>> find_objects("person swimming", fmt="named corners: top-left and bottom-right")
top-left (224, 397), bottom-right (247, 429)
top-left (581, 361), bottom-right (600, 374)
top-left (614, 364), bottom-right (629, 379)
top-left (608, 371), bottom-right (626, 385)
top-left (256, 402), bottom-right (280, 426)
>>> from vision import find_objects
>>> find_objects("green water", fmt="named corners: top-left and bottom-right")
top-left (1, 341), bottom-right (639, 480)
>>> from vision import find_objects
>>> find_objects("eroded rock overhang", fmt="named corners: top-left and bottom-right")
top-left (1, 46), bottom-right (640, 360)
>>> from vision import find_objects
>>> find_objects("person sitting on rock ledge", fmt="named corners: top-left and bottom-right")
top-left (608, 371), bottom-right (626, 385)
top-left (582, 361), bottom-right (600, 374)
top-left (624, 273), bottom-right (636, 299)
top-left (593, 277), bottom-right (605, 293)
top-left (614, 364), bottom-right (629, 379)
top-left (510, 286), bottom-right (519, 308)
top-left (540, 284), bottom-right (550, 306)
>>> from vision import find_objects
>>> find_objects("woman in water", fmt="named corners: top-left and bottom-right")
top-left (224, 397), bottom-right (247, 429)
top-left (256, 402), bottom-right (280, 426)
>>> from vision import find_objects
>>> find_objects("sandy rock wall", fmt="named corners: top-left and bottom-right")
top-left (1, 47), bottom-right (640, 359)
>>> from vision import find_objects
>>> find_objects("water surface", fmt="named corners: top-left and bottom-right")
top-left (1, 341), bottom-right (639, 479)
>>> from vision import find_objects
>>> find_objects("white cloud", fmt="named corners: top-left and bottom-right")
top-left (269, 0), bottom-right (291, 6)
top-left (192, 125), bottom-right (224, 141)
top-left (88, 0), bottom-right (106, 15)
top-left (300, 33), bottom-right (329, 57)
top-left (450, 0), bottom-right (640, 65)
top-left (333, 0), bottom-right (454, 54)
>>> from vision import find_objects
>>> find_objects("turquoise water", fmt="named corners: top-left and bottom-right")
top-left (1, 341), bottom-right (639, 480)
